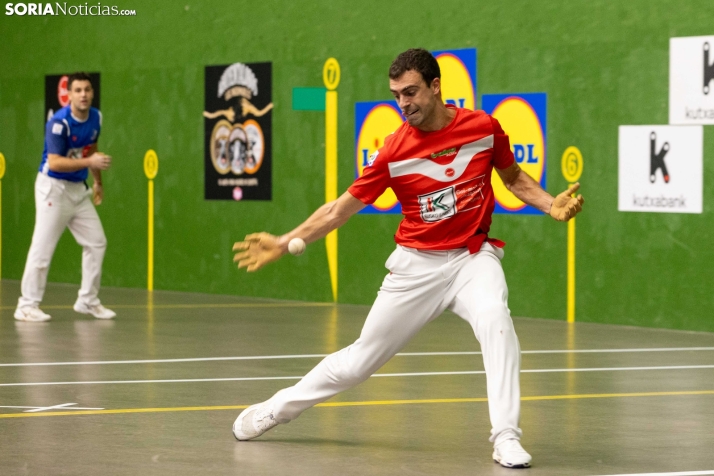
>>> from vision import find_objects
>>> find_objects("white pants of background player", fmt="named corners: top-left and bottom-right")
top-left (18, 173), bottom-right (107, 309)
top-left (270, 242), bottom-right (523, 446)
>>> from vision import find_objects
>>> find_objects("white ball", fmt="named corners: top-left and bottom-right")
top-left (288, 237), bottom-right (306, 256)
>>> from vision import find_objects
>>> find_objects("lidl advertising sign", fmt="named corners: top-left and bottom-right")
top-left (482, 93), bottom-right (547, 215)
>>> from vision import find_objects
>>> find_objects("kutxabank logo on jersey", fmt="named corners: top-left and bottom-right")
top-left (482, 93), bottom-right (546, 215)
top-left (670, 36), bottom-right (714, 125)
top-left (418, 175), bottom-right (486, 223)
top-left (354, 48), bottom-right (476, 214)
top-left (618, 125), bottom-right (703, 214)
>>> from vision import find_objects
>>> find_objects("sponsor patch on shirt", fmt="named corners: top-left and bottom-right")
top-left (417, 175), bottom-right (486, 223)
top-left (51, 123), bottom-right (64, 135)
top-left (430, 147), bottom-right (457, 159)
top-left (367, 150), bottom-right (379, 167)
top-left (418, 186), bottom-right (456, 222)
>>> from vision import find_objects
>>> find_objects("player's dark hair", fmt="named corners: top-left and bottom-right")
top-left (389, 48), bottom-right (441, 86)
top-left (67, 72), bottom-right (92, 89)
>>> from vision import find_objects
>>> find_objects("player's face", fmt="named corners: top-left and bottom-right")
top-left (68, 80), bottom-right (94, 112)
top-left (389, 70), bottom-right (441, 128)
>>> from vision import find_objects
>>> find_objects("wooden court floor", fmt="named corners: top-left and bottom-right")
top-left (1, 280), bottom-right (713, 476)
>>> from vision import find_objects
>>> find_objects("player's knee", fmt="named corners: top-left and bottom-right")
top-left (329, 345), bottom-right (373, 384)
top-left (90, 235), bottom-right (107, 251)
top-left (322, 349), bottom-right (354, 383)
top-left (478, 303), bottom-right (513, 331)
top-left (32, 262), bottom-right (51, 272)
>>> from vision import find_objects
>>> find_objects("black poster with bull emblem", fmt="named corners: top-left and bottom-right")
top-left (203, 62), bottom-right (273, 200)
top-left (45, 73), bottom-right (101, 123)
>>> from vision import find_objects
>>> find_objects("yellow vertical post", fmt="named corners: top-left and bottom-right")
top-left (0, 153), bottom-right (5, 281)
top-left (148, 180), bottom-right (154, 291)
top-left (567, 217), bottom-right (576, 323)
top-left (144, 150), bottom-right (159, 292)
top-left (561, 146), bottom-right (583, 323)
top-left (323, 58), bottom-right (340, 302)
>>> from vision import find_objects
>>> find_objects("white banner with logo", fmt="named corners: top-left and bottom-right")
top-left (669, 35), bottom-right (714, 125)
top-left (618, 125), bottom-right (703, 214)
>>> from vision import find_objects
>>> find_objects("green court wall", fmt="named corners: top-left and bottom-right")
top-left (1, 0), bottom-right (713, 331)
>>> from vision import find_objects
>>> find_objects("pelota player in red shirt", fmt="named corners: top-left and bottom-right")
top-left (231, 48), bottom-right (584, 469)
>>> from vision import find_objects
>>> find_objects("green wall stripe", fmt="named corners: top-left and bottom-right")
top-left (292, 87), bottom-right (326, 111)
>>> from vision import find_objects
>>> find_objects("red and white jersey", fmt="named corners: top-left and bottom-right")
top-left (348, 105), bottom-right (515, 251)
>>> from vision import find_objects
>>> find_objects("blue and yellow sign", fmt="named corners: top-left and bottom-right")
top-left (354, 48), bottom-right (477, 214)
top-left (432, 48), bottom-right (476, 111)
top-left (354, 101), bottom-right (403, 213)
top-left (482, 93), bottom-right (547, 215)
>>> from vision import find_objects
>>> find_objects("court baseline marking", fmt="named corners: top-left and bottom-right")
top-left (0, 403), bottom-right (104, 412)
top-left (1, 302), bottom-right (336, 311)
top-left (0, 389), bottom-right (712, 419)
top-left (2, 347), bottom-right (713, 367)
top-left (1, 364), bottom-right (714, 387)
top-left (590, 471), bottom-right (714, 476)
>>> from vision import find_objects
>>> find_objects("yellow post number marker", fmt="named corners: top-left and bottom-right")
top-left (561, 146), bottom-right (583, 323)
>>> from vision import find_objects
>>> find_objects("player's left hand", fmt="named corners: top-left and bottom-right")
top-left (93, 182), bottom-right (104, 206)
top-left (233, 232), bottom-right (285, 272)
top-left (549, 183), bottom-right (584, 222)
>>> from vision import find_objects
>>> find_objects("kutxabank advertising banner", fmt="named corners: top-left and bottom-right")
top-left (669, 35), bottom-right (714, 125)
top-left (618, 125), bottom-right (703, 214)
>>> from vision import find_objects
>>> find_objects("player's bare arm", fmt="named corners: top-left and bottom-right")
top-left (47, 148), bottom-right (112, 173)
top-left (82, 143), bottom-right (105, 205)
top-left (496, 161), bottom-right (584, 221)
top-left (233, 191), bottom-right (366, 272)
top-left (91, 168), bottom-right (104, 205)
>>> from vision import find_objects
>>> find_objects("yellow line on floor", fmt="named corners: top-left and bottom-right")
top-left (1, 302), bottom-right (336, 311)
top-left (1, 389), bottom-right (713, 419)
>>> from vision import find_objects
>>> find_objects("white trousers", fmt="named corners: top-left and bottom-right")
top-left (270, 243), bottom-right (523, 446)
top-left (18, 173), bottom-right (107, 309)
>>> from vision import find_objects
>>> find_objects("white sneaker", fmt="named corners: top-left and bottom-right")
top-left (233, 402), bottom-right (280, 441)
top-left (493, 439), bottom-right (532, 468)
top-left (14, 306), bottom-right (51, 322)
top-left (73, 301), bottom-right (116, 319)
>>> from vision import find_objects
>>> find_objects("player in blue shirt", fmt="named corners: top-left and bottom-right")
top-left (15, 72), bottom-right (116, 321)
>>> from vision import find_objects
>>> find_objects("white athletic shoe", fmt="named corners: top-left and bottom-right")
top-left (73, 301), bottom-right (116, 319)
top-left (14, 306), bottom-right (51, 322)
top-left (233, 402), bottom-right (280, 441)
top-left (493, 439), bottom-right (532, 468)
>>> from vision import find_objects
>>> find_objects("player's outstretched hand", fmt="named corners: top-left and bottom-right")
top-left (233, 232), bottom-right (284, 272)
top-left (549, 183), bottom-right (584, 222)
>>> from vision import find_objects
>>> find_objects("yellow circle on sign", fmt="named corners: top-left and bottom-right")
top-left (490, 97), bottom-right (545, 211)
top-left (0, 152), bottom-right (5, 179)
top-left (561, 146), bottom-right (583, 182)
top-left (356, 104), bottom-right (403, 211)
top-left (144, 149), bottom-right (159, 179)
top-left (435, 53), bottom-right (474, 110)
top-left (323, 58), bottom-right (340, 91)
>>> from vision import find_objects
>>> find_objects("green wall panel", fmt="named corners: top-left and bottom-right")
top-left (1, 0), bottom-right (713, 331)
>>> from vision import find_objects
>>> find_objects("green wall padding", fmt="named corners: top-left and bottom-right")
top-left (1, 0), bottom-right (713, 332)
